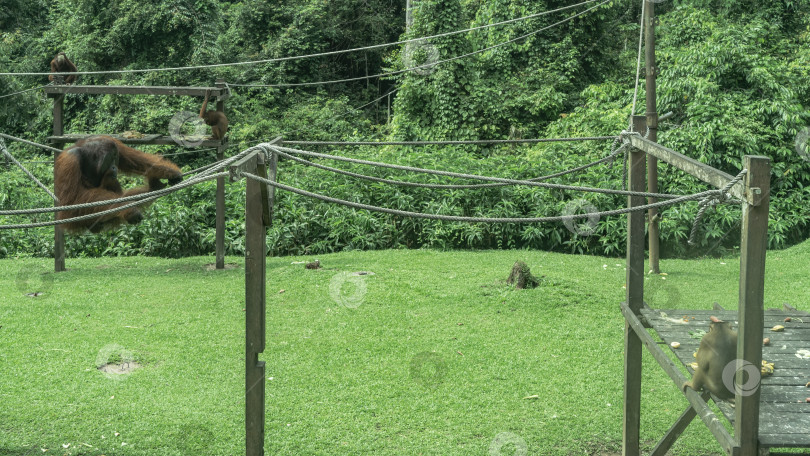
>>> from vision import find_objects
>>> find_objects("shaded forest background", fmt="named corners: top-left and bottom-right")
top-left (0, 0), bottom-right (809, 258)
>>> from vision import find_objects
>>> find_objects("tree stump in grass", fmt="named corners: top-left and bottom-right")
top-left (507, 261), bottom-right (540, 289)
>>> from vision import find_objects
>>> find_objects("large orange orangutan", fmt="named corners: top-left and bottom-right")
top-left (55, 136), bottom-right (182, 233)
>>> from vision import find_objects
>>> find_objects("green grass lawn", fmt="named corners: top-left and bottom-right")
top-left (2, 243), bottom-right (809, 455)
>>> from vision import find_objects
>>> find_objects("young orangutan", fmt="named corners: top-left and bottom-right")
top-left (199, 89), bottom-right (228, 140)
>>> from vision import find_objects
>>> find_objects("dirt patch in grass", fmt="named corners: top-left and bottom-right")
top-left (97, 362), bottom-right (142, 375)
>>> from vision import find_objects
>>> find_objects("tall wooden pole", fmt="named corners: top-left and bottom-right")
top-left (735, 156), bottom-right (770, 456)
top-left (622, 115), bottom-right (648, 456)
top-left (52, 94), bottom-right (66, 272)
top-left (215, 79), bottom-right (227, 269)
top-left (645, 0), bottom-right (660, 274)
top-left (244, 151), bottom-right (267, 456)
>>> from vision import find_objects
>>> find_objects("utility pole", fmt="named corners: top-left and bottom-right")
top-left (406, 0), bottom-right (414, 30)
top-left (645, 0), bottom-right (660, 274)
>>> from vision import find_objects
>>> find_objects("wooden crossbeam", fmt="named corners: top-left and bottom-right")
top-left (627, 135), bottom-right (748, 203)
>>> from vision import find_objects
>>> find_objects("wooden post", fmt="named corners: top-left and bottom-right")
top-left (244, 149), bottom-right (268, 456)
top-left (622, 115), bottom-right (647, 456)
top-left (53, 94), bottom-right (66, 272)
top-left (735, 156), bottom-right (770, 456)
top-left (234, 139), bottom-right (279, 456)
top-left (215, 79), bottom-right (227, 269)
top-left (645, 0), bottom-right (660, 274)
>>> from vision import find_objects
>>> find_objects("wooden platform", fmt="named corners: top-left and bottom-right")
top-left (640, 307), bottom-right (810, 449)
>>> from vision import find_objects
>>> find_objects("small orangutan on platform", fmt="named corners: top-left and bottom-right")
top-left (55, 136), bottom-right (182, 233)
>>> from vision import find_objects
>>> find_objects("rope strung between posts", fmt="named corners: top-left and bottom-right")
top-left (240, 171), bottom-right (721, 224)
top-left (274, 141), bottom-right (630, 190)
top-left (283, 136), bottom-right (618, 146)
top-left (0, 172), bottom-right (229, 230)
top-left (270, 144), bottom-right (680, 199)
top-left (687, 168), bottom-right (747, 246)
top-left (0, 133), bottom-right (62, 153)
top-left (354, 87), bottom-right (399, 111)
top-left (0, 143), bottom-right (261, 219)
top-left (0, 0), bottom-right (603, 79)
top-left (0, 83), bottom-right (53, 99)
top-left (0, 138), bottom-right (58, 202)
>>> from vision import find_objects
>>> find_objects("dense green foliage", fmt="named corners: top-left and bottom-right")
top-left (1, 0), bottom-right (809, 258)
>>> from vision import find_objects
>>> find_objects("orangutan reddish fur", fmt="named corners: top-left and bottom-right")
top-left (55, 136), bottom-right (182, 233)
top-left (199, 89), bottom-right (228, 140)
top-left (49, 52), bottom-right (77, 84)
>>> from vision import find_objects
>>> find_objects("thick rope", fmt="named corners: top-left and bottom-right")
top-left (0, 144), bottom-right (260, 216)
top-left (355, 88), bottom-right (399, 111)
top-left (0, 133), bottom-right (62, 153)
top-left (270, 144), bottom-right (680, 199)
top-left (274, 143), bottom-right (628, 190)
top-left (182, 161), bottom-right (223, 177)
top-left (0, 83), bottom-right (52, 99)
top-left (687, 169), bottom-right (748, 246)
top-left (1, 0), bottom-right (603, 79)
top-left (0, 139), bottom-right (58, 202)
top-left (0, 172), bottom-right (229, 230)
top-left (241, 171), bottom-right (719, 224)
top-left (283, 136), bottom-right (618, 146)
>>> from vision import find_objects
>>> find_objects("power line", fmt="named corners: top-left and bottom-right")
top-left (0, 83), bottom-right (52, 99)
top-left (233, 0), bottom-right (613, 88)
top-left (282, 136), bottom-right (618, 146)
top-left (0, 0), bottom-right (602, 78)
